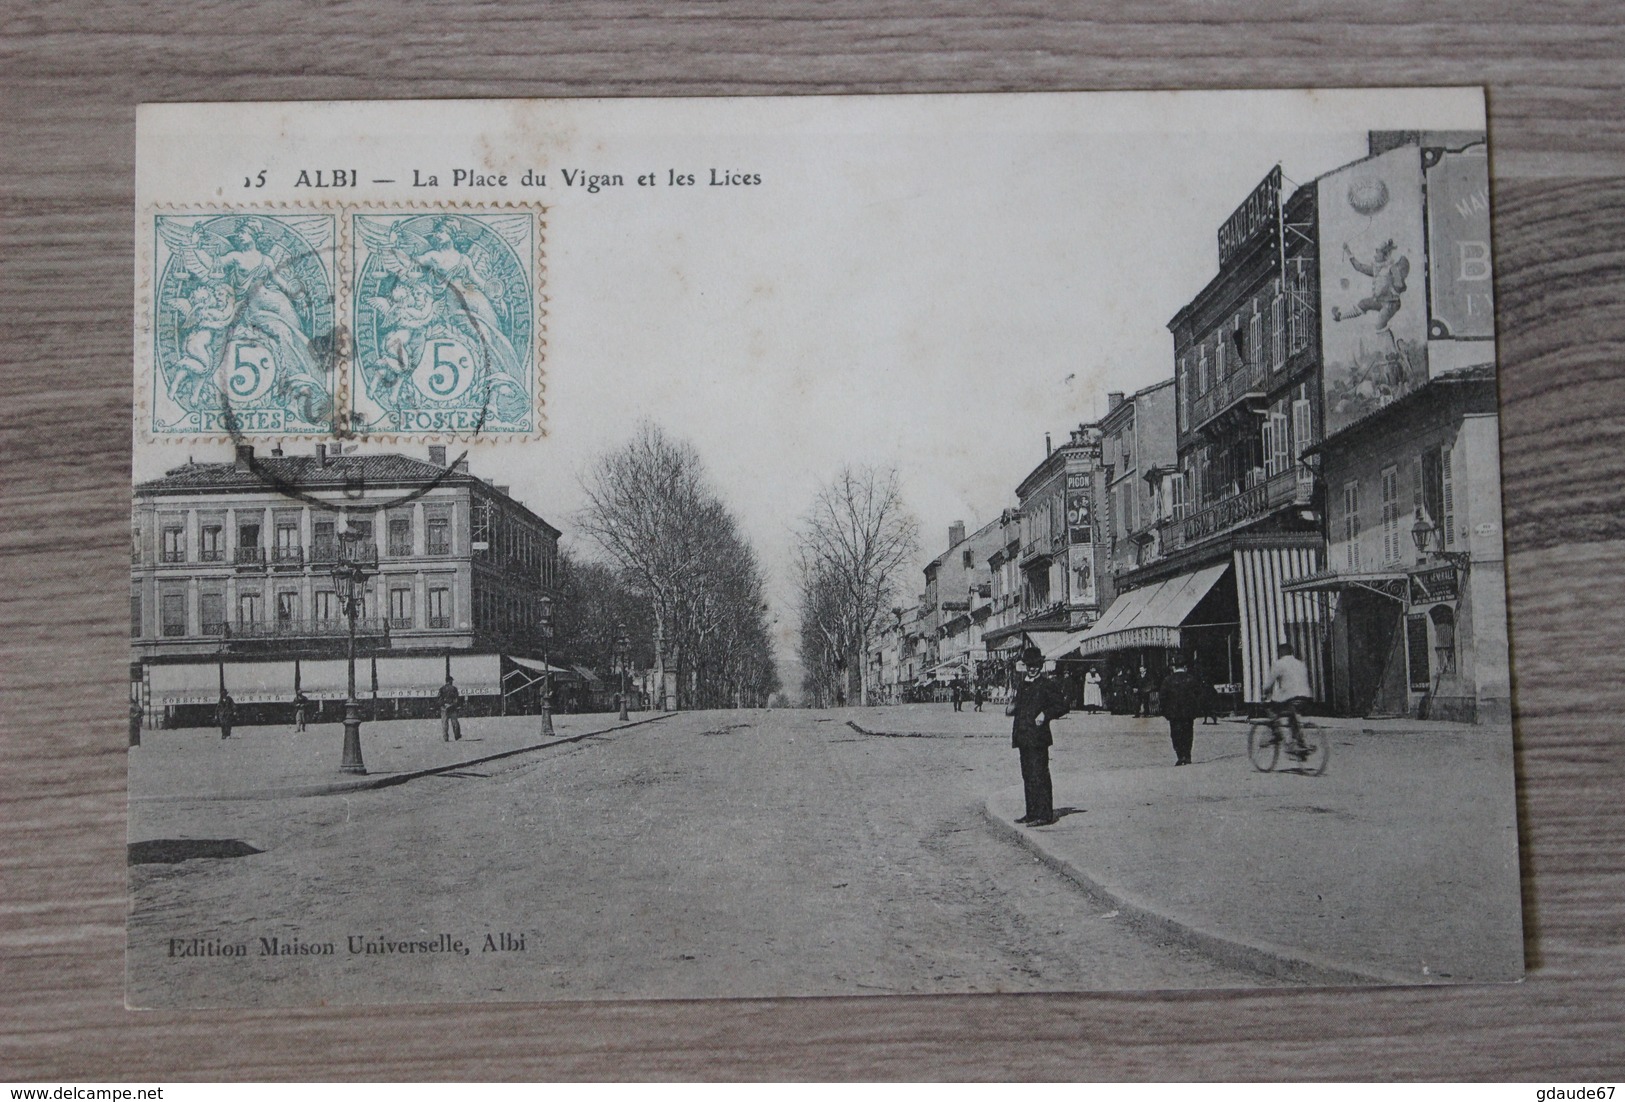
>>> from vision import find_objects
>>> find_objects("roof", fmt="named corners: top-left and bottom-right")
top-left (133, 452), bottom-right (559, 534)
top-left (1307, 365), bottom-right (1497, 456)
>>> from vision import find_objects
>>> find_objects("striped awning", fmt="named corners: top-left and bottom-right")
top-left (1072, 563), bottom-right (1230, 657)
top-left (1234, 543), bottom-right (1328, 705)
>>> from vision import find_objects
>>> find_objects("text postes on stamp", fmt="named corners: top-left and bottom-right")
top-left (151, 212), bottom-right (338, 437)
top-left (349, 209), bottom-right (542, 439)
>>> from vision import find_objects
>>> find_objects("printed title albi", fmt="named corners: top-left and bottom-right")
top-left (287, 167), bottom-right (760, 192)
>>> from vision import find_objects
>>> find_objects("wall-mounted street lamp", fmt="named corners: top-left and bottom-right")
top-left (1411, 508), bottom-right (1472, 572)
top-left (332, 526), bottom-right (379, 774)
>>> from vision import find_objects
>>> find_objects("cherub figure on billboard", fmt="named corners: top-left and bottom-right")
top-left (1331, 238), bottom-right (1411, 332)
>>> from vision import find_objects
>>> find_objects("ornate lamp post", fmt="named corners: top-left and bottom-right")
top-left (537, 595), bottom-right (556, 739)
top-left (615, 623), bottom-right (630, 721)
top-left (332, 527), bottom-right (378, 774)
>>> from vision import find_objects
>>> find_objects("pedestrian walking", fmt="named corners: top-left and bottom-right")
top-left (129, 698), bottom-right (143, 747)
top-left (1159, 655), bottom-right (1206, 765)
top-left (1111, 667), bottom-right (1133, 714)
top-left (972, 682), bottom-right (985, 712)
top-left (1083, 668), bottom-right (1104, 712)
top-left (293, 689), bottom-right (310, 732)
top-left (438, 676), bottom-right (463, 741)
top-left (951, 679), bottom-right (963, 712)
top-left (1008, 646), bottom-right (1071, 827)
top-left (216, 692), bottom-right (235, 741)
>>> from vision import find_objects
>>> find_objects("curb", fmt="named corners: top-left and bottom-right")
top-left (132, 712), bottom-right (675, 803)
top-left (979, 798), bottom-right (1421, 989)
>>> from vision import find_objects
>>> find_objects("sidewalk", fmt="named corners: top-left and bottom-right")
top-left (851, 704), bottom-right (1526, 986)
top-left (129, 711), bottom-right (669, 802)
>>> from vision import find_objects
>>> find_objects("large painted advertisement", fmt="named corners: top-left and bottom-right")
top-left (1319, 144), bottom-right (1428, 437)
top-left (1425, 140), bottom-right (1494, 341)
top-left (1065, 470), bottom-right (1096, 606)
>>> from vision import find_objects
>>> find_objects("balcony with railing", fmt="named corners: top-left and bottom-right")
top-left (225, 617), bottom-right (390, 640)
top-left (1158, 468), bottom-right (1316, 555)
top-left (234, 546), bottom-right (267, 570)
top-left (1187, 357), bottom-right (1268, 438)
top-left (271, 546), bottom-right (305, 570)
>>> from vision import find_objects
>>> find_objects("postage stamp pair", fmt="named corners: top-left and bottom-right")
top-left (142, 205), bottom-right (543, 440)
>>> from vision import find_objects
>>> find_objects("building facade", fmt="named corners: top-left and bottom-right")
top-left (132, 443), bottom-right (560, 724)
top-left (1100, 379), bottom-right (1179, 585)
top-left (1071, 165), bottom-right (1327, 707)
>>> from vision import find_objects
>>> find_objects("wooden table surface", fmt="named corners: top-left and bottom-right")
top-left (3, 2), bottom-right (1623, 1082)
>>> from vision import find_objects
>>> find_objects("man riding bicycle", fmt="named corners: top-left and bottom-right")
top-left (1264, 643), bottom-right (1313, 758)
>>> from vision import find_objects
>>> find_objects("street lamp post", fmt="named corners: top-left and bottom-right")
top-left (616, 623), bottom-right (630, 721)
top-left (538, 595), bottom-right (555, 739)
top-left (332, 527), bottom-right (377, 775)
top-left (1411, 508), bottom-right (1472, 572)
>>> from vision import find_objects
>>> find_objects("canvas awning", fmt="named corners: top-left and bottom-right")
top-left (1074, 563), bottom-right (1230, 656)
top-left (1281, 568), bottom-right (1406, 601)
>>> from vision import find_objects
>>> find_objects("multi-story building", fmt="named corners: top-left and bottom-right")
top-left (132, 443), bottom-right (561, 725)
top-left (983, 426), bottom-right (1109, 669)
top-left (920, 518), bottom-right (1004, 688)
top-left (1070, 165), bottom-right (1327, 706)
top-left (1099, 379), bottom-right (1178, 583)
top-left (1282, 132), bottom-right (1506, 723)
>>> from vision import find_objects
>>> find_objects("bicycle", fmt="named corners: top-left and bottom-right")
top-left (1247, 707), bottom-right (1329, 775)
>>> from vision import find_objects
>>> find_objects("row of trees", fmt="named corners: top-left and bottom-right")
top-left (795, 466), bottom-right (920, 708)
top-left (575, 422), bottom-right (780, 710)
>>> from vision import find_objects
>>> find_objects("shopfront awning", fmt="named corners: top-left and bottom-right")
top-left (1281, 568), bottom-right (1406, 601)
top-left (1073, 563), bottom-right (1230, 656)
top-left (508, 656), bottom-right (577, 678)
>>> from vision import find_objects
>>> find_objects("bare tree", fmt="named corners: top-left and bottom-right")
top-left (795, 465), bottom-right (920, 706)
top-left (578, 421), bottom-right (777, 710)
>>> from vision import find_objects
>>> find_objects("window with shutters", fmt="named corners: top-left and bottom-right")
top-left (1249, 308), bottom-right (1263, 373)
top-left (1214, 332), bottom-right (1227, 380)
top-left (1381, 465), bottom-right (1401, 564)
top-left (1198, 346), bottom-right (1209, 394)
top-left (1343, 481), bottom-right (1361, 571)
top-left (1291, 397), bottom-right (1312, 459)
top-left (161, 593), bottom-right (186, 637)
top-left (200, 593), bottom-right (224, 636)
top-left (1271, 289), bottom-right (1286, 369)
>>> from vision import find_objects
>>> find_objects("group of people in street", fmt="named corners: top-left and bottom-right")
top-left (193, 676), bottom-right (468, 742)
top-left (948, 678), bottom-right (986, 712)
top-left (1007, 643), bottom-right (1316, 820)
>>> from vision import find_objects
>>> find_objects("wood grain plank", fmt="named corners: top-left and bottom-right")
top-left (2, 0), bottom-right (1624, 1081)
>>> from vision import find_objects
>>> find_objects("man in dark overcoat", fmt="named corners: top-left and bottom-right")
top-left (1010, 646), bottom-right (1071, 826)
top-left (216, 692), bottom-right (235, 741)
top-left (1159, 654), bottom-right (1206, 766)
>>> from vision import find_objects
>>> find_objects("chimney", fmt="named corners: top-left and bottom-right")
top-left (270, 445), bottom-right (284, 458)
top-left (315, 443), bottom-right (328, 467)
top-left (949, 520), bottom-right (966, 547)
top-left (453, 456), bottom-right (470, 473)
top-left (495, 485), bottom-right (511, 498)
top-left (428, 444), bottom-right (447, 466)
top-left (1044, 432), bottom-right (1052, 457)
top-left (233, 444), bottom-right (254, 470)
top-left (1107, 391), bottom-right (1124, 412)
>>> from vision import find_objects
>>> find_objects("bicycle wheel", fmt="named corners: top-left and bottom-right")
top-left (1287, 728), bottom-right (1330, 776)
top-left (1247, 721), bottom-right (1280, 772)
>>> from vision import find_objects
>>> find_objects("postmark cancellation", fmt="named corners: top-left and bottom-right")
top-left (138, 203), bottom-right (545, 443)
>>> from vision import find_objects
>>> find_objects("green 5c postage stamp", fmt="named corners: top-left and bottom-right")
top-left (147, 211), bottom-right (338, 436)
top-left (349, 209), bottom-right (543, 438)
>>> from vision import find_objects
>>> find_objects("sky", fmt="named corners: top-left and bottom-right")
top-left (132, 91), bottom-right (1486, 673)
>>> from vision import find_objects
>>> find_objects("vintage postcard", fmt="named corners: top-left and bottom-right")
top-left (128, 90), bottom-right (1521, 1008)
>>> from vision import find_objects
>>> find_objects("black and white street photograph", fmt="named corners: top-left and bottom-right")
top-left (126, 90), bottom-right (1522, 1008)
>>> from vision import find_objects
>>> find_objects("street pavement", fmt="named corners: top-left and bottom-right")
top-left (853, 703), bottom-right (1525, 986)
top-left (124, 703), bottom-right (1524, 1007)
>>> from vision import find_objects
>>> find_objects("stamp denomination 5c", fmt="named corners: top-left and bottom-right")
top-left (349, 209), bottom-right (543, 439)
top-left (149, 212), bottom-right (338, 436)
